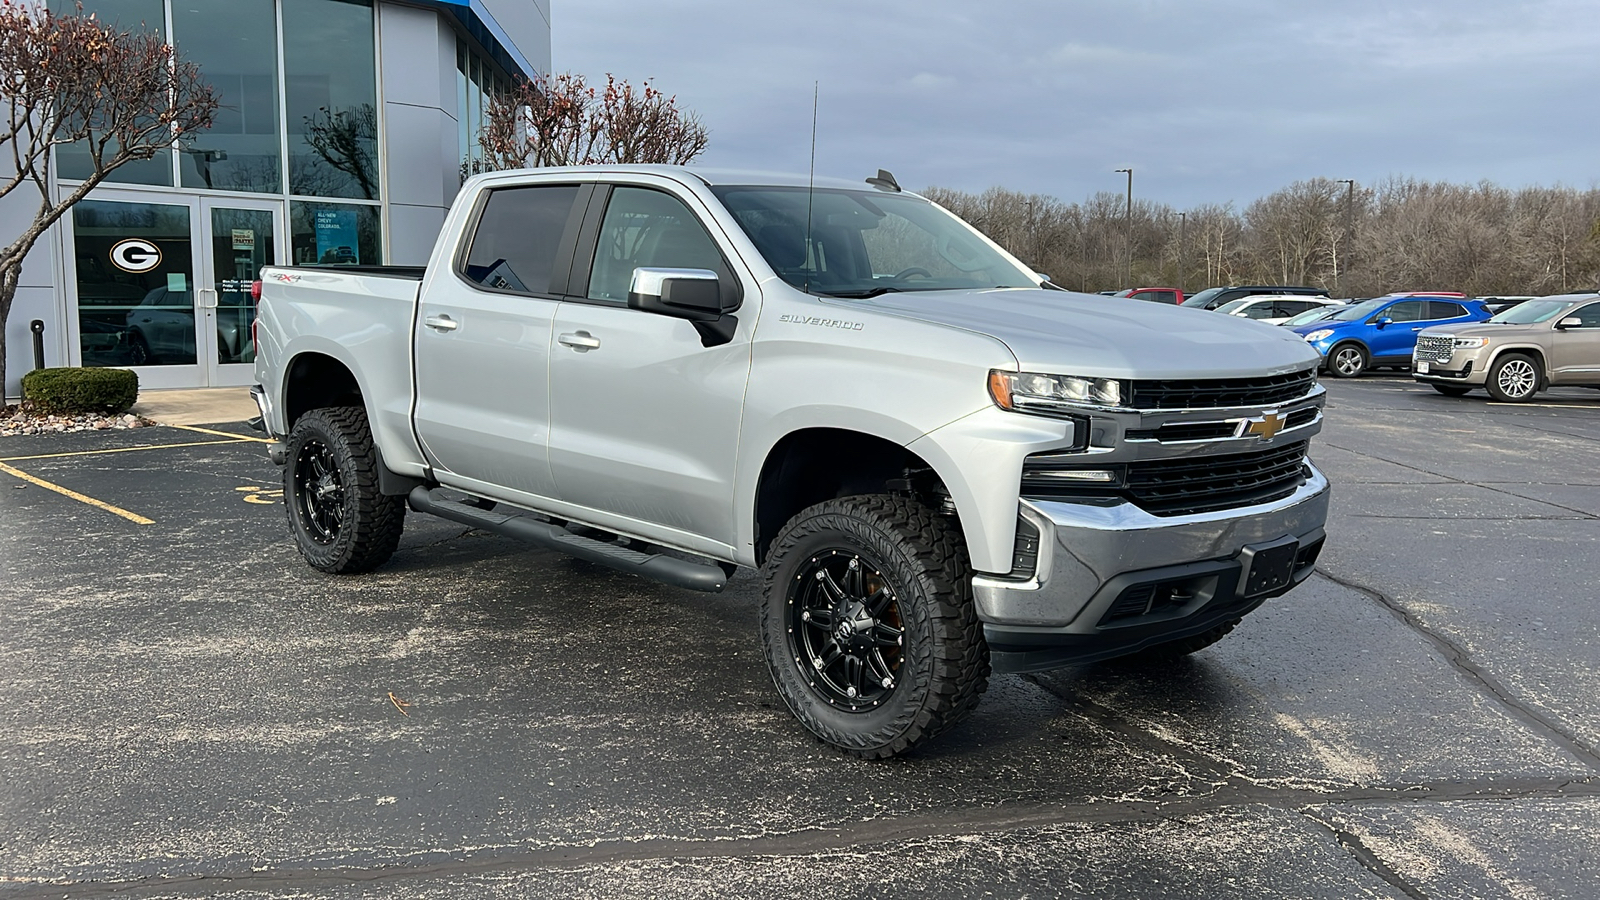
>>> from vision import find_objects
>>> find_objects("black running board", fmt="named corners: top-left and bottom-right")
top-left (407, 487), bottom-right (731, 593)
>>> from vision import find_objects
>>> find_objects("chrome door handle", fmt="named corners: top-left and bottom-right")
top-left (424, 314), bottom-right (458, 332)
top-left (558, 331), bottom-right (601, 351)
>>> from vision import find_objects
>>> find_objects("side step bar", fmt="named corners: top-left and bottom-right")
top-left (407, 487), bottom-right (731, 593)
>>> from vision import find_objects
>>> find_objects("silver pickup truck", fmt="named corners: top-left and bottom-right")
top-left (252, 165), bottom-right (1330, 757)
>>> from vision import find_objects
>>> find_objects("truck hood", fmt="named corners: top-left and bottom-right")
top-left (833, 287), bottom-right (1319, 379)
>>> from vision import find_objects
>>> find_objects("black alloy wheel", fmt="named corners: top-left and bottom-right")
top-left (293, 438), bottom-right (344, 544)
top-left (787, 549), bottom-right (906, 710)
top-left (759, 494), bottom-right (989, 758)
top-left (282, 407), bottom-right (405, 573)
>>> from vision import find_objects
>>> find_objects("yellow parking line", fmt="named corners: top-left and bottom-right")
top-left (0, 439), bottom-right (248, 463)
top-left (166, 424), bottom-right (275, 443)
top-left (0, 461), bottom-right (154, 525)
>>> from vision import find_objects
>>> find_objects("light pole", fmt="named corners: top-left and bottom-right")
top-left (1178, 211), bottom-right (1188, 294)
top-left (1115, 168), bottom-right (1133, 287)
top-left (1335, 179), bottom-right (1356, 296)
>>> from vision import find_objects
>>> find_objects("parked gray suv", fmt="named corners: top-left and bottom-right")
top-left (1413, 294), bottom-right (1600, 401)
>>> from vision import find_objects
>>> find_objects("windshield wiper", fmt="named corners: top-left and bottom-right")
top-left (825, 287), bottom-right (903, 299)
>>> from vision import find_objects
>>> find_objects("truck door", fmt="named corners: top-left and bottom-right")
top-left (412, 183), bottom-right (587, 497)
top-left (546, 184), bottom-right (754, 552)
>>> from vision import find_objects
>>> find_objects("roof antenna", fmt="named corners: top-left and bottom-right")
top-left (805, 82), bottom-right (818, 295)
top-left (866, 169), bottom-right (901, 192)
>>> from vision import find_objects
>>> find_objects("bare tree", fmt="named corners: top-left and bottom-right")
top-left (1, 2), bottom-right (217, 396)
top-left (302, 103), bottom-right (378, 200)
top-left (479, 72), bottom-right (708, 171)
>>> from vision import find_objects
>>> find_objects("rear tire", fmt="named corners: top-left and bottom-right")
top-left (284, 406), bottom-right (405, 573)
top-left (759, 494), bottom-right (988, 758)
top-left (1327, 342), bottom-right (1367, 378)
top-left (1431, 384), bottom-right (1472, 397)
top-left (1486, 353), bottom-right (1540, 402)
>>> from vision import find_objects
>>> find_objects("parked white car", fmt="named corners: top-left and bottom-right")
top-left (1215, 295), bottom-right (1345, 326)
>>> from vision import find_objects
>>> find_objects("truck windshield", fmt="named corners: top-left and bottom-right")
top-left (1490, 299), bottom-right (1573, 324)
top-left (710, 186), bottom-right (1038, 297)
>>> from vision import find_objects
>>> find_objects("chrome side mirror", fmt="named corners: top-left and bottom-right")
top-left (1556, 316), bottom-right (1583, 330)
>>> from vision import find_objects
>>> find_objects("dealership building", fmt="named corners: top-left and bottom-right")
top-left (2, 0), bottom-right (550, 397)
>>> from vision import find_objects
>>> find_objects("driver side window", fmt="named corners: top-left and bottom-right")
top-left (587, 187), bottom-right (726, 303)
top-left (1573, 303), bottom-right (1600, 327)
top-left (1383, 301), bottom-right (1425, 322)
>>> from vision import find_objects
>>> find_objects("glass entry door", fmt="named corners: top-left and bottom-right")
top-left (68, 194), bottom-right (282, 388)
top-left (200, 200), bottom-right (281, 386)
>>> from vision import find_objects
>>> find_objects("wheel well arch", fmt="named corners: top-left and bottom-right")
top-left (1487, 345), bottom-right (1547, 381)
top-left (283, 352), bottom-right (364, 428)
top-left (753, 428), bottom-right (950, 566)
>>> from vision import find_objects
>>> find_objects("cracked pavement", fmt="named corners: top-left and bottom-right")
top-left (2, 377), bottom-right (1599, 898)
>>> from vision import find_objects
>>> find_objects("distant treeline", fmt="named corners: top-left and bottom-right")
top-left (923, 177), bottom-right (1600, 298)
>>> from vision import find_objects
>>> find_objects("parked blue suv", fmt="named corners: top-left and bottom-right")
top-left (1290, 295), bottom-right (1493, 378)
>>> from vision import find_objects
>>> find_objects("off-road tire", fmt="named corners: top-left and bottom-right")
top-left (1126, 618), bottom-right (1241, 661)
top-left (759, 494), bottom-right (989, 758)
top-left (1486, 352), bottom-right (1540, 402)
top-left (1327, 342), bottom-right (1368, 378)
top-left (284, 406), bottom-right (405, 573)
top-left (1431, 384), bottom-right (1472, 397)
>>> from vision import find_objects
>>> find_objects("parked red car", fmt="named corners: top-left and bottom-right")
top-left (1113, 287), bottom-right (1185, 305)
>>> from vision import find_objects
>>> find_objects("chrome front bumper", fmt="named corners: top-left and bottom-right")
top-left (974, 463), bottom-right (1331, 672)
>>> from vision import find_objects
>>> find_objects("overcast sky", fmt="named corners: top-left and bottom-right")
top-left (553, 0), bottom-right (1600, 209)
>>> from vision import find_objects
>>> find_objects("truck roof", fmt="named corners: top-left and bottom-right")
top-left (463, 164), bottom-right (894, 193)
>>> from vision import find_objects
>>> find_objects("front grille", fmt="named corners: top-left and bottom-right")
top-left (1415, 335), bottom-right (1453, 363)
top-left (1021, 440), bottom-right (1312, 516)
top-left (1126, 441), bottom-right (1310, 516)
top-left (1127, 369), bottom-right (1317, 410)
top-left (1127, 406), bottom-right (1321, 443)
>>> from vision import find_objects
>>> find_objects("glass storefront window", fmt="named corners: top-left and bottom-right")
top-left (290, 201), bottom-right (380, 266)
top-left (49, 0), bottom-right (174, 186)
top-left (73, 200), bottom-right (195, 367)
top-left (283, 0), bottom-right (379, 200)
top-left (174, 1), bottom-right (282, 193)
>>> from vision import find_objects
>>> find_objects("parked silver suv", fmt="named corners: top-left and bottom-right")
top-left (1413, 294), bottom-right (1600, 401)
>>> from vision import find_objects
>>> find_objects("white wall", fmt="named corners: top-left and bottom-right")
top-left (1, 185), bottom-right (66, 400)
top-left (379, 2), bottom-right (460, 265)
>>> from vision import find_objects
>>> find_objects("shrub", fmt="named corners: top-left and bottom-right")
top-left (21, 367), bottom-right (138, 415)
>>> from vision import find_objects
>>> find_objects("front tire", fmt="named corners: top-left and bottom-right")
top-left (1327, 342), bottom-right (1368, 378)
top-left (1486, 353), bottom-right (1540, 402)
top-left (759, 495), bottom-right (989, 758)
top-left (1431, 384), bottom-right (1472, 397)
top-left (284, 407), bottom-right (405, 573)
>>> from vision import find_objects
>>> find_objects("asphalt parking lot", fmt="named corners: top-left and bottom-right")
top-left (3, 377), bottom-right (1599, 899)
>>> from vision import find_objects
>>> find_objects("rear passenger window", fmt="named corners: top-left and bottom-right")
top-left (1428, 301), bottom-right (1467, 319)
top-left (462, 185), bottom-right (581, 295)
top-left (1242, 303), bottom-right (1275, 319)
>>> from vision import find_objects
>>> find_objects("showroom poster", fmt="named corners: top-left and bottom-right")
top-left (313, 209), bottom-right (359, 264)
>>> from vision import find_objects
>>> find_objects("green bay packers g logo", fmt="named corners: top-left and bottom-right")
top-left (110, 238), bottom-right (162, 273)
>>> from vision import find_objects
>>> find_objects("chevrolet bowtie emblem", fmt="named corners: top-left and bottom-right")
top-left (1242, 411), bottom-right (1286, 440)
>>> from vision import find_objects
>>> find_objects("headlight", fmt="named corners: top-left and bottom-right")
top-left (989, 370), bottom-right (1128, 415)
top-left (1304, 329), bottom-right (1334, 342)
top-left (1453, 337), bottom-right (1489, 348)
